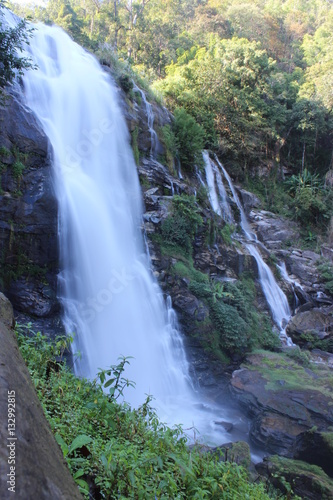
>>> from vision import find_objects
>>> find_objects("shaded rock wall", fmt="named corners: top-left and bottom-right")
top-left (0, 293), bottom-right (82, 499)
top-left (0, 91), bottom-right (58, 318)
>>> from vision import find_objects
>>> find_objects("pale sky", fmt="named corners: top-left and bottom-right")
top-left (9, 0), bottom-right (48, 5)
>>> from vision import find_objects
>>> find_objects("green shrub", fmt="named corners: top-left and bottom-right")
top-left (220, 223), bottom-right (235, 246)
top-left (172, 108), bottom-right (205, 172)
top-left (317, 260), bottom-right (333, 295)
top-left (16, 326), bottom-right (277, 499)
top-left (161, 194), bottom-right (203, 255)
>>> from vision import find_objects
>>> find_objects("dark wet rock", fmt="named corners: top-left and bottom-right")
top-left (214, 421), bottom-right (234, 432)
top-left (295, 430), bottom-right (333, 478)
top-left (256, 456), bottom-right (333, 500)
top-left (0, 295), bottom-right (82, 500)
top-left (230, 352), bottom-right (333, 456)
top-left (249, 210), bottom-right (300, 245)
top-left (238, 189), bottom-right (261, 214)
top-left (139, 157), bottom-right (188, 197)
top-left (286, 307), bottom-right (333, 350)
top-left (7, 277), bottom-right (59, 317)
top-left (0, 92), bottom-right (58, 318)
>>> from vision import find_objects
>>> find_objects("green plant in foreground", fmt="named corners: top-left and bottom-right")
top-left (16, 325), bottom-right (284, 499)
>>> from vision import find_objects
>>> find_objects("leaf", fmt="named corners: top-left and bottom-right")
top-left (75, 478), bottom-right (90, 492)
top-left (128, 470), bottom-right (136, 486)
top-left (55, 433), bottom-right (69, 457)
top-left (104, 378), bottom-right (116, 388)
top-left (73, 469), bottom-right (85, 479)
top-left (69, 435), bottom-right (92, 454)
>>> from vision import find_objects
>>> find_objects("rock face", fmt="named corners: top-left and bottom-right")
top-left (287, 307), bottom-right (333, 351)
top-left (295, 430), bottom-right (333, 478)
top-left (256, 456), bottom-right (333, 500)
top-left (230, 352), bottom-right (333, 457)
top-left (0, 294), bottom-right (82, 499)
top-left (0, 91), bottom-right (58, 317)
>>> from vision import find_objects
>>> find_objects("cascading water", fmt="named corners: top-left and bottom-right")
top-left (203, 151), bottom-right (233, 223)
top-left (132, 82), bottom-right (158, 157)
top-left (21, 22), bottom-right (194, 412)
top-left (17, 20), bottom-right (257, 445)
top-left (204, 152), bottom-right (292, 343)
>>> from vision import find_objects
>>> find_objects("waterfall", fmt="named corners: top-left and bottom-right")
top-left (203, 151), bottom-right (233, 223)
top-left (214, 155), bottom-right (255, 241)
top-left (204, 153), bottom-right (292, 343)
top-left (21, 24), bottom-right (192, 409)
top-left (18, 21), bottom-right (256, 444)
top-left (132, 82), bottom-right (158, 157)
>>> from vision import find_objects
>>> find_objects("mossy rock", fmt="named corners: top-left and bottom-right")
top-left (295, 430), bottom-right (333, 478)
top-left (256, 456), bottom-right (333, 500)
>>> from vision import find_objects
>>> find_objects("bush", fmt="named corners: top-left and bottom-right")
top-left (172, 108), bottom-right (205, 172)
top-left (161, 194), bottom-right (202, 255)
top-left (0, 3), bottom-right (35, 90)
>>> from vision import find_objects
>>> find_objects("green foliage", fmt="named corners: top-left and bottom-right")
top-left (11, 160), bottom-right (25, 179)
top-left (317, 260), bottom-right (333, 295)
top-left (16, 326), bottom-right (277, 499)
top-left (160, 124), bottom-right (177, 170)
top-left (172, 107), bottom-right (205, 171)
top-left (0, 2), bottom-right (35, 90)
top-left (220, 223), bottom-right (235, 246)
top-left (161, 194), bottom-right (203, 255)
top-left (187, 272), bottom-right (279, 357)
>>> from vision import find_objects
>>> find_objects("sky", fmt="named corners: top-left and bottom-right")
top-left (9, 0), bottom-right (47, 5)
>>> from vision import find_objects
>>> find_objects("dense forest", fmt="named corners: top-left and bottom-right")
top-left (10, 0), bottom-right (333, 242)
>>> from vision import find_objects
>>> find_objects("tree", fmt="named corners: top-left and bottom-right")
top-left (0, 1), bottom-right (35, 89)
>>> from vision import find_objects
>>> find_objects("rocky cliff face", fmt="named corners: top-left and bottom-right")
top-left (0, 90), bottom-right (58, 319)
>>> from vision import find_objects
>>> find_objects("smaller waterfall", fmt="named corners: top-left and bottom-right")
top-left (132, 83), bottom-right (158, 157)
top-left (203, 153), bottom-right (292, 343)
top-left (278, 262), bottom-right (302, 309)
top-left (214, 155), bottom-right (255, 240)
top-left (246, 245), bottom-right (291, 334)
top-left (203, 151), bottom-right (221, 216)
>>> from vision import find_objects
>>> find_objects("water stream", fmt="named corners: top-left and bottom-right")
top-left (132, 82), bottom-right (158, 157)
top-left (204, 153), bottom-right (292, 344)
top-left (18, 20), bottom-right (257, 446)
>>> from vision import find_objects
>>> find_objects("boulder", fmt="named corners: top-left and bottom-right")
top-left (0, 292), bottom-right (14, 328)
top-left (230, 352), bottom-right (333, 456)
top-left (256, 456), bottom-right (333, 500)
top-left (286, 307), bottom-right (333, 351)
top-left (295, 430), bottom-right (333, 478)
top-left (238, 188), bottom-right (261, 214)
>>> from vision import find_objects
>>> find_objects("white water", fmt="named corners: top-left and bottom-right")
top-left (18, 21), bottom-right (256, 444)
top-left (204, 153), bottom-right (292, 342)
top-left (203, 151), bottom-right (222, 216)
top-left (132, 82), bottom-right (158, 157)
top-left (214, 155), bottom-right (256, 241)
top-left (22, 24), bottom-right (192, 407)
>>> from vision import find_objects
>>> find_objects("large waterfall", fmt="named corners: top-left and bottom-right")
top-left (18, 21), bottom-right (253, 444)
top-left (22, 24), bottom-right (193, 408)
